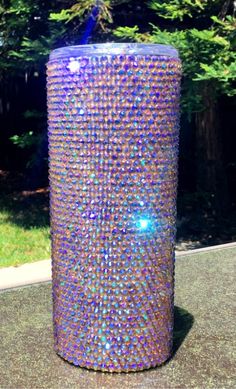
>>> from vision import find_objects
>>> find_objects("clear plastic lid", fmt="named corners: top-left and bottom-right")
top-left (49, 43), bottom-right (179, 61)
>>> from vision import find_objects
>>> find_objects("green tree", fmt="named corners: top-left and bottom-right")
top-left (114, 0), bottom-right (236, 214)
top-left (0, 0), bottom-right (69, 73)
top-left (0, 0), bottom-right (68, 176)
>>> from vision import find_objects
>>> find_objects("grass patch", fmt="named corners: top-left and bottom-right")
top-left (0, 171), bottom-right (50, 268)
top-left (0, 211), bottom-right (50, 267)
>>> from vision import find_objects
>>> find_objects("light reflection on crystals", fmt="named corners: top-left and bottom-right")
top-left (138, 218), bottom-right (150, 230)
top-left (68, 60), bottom-right (81, 72)
top-left (47, 47), bottom-right (181, 373)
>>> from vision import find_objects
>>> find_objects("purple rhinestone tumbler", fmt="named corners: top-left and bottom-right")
top-left (47, 43), bottom-right (181, 372)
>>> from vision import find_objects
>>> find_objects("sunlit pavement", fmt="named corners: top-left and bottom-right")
top-left (0, 259), bottom-right (51, 290)
top-left (0, 245), bottom-right (235, 388)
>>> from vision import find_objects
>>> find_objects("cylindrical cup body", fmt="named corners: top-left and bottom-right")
top-left (47, 43), bottom-right (181, 372)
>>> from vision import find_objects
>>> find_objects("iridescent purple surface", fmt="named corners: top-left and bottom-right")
top-left (47, 43), bottom-right (181, 372)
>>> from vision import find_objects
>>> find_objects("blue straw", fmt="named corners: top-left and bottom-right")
top-left (80, 0), bottom-right (101, 44)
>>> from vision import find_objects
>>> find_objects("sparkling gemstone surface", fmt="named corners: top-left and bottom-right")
top-left (47, 44), bottom-right (181, 372)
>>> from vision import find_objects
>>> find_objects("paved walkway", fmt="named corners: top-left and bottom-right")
top-left (0, 259), bottom-right (51, 290)
top-left (0, 245), bottom-right (235, 388)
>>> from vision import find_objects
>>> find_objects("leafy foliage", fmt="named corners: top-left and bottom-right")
top-left (0, 0), bottom-right (67, 73)
top-left (149, 0), bottom-right (209, 20)
top-left (50, 0), bottom-right (113, 30)
top-left (9, 108), bottom-right (46, 168)
top-left (10, 131), bottom-right (38, 149)
top-left (1, 0), bottom-right (235, 108)
top-left (114, 0), bottom-right (236, 115)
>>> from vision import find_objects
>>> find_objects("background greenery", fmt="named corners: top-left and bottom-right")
top-left (0, 0), bottom-right (235, 266)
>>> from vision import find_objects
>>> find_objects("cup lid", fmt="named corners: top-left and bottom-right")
top-left (49, 43), bottom-right (179, 61)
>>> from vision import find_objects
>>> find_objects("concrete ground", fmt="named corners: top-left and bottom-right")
top-left (0, 246), bottom-right (235, 389)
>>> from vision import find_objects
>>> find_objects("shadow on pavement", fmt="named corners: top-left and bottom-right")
top-left (173, 305), bottom-right (194, 355)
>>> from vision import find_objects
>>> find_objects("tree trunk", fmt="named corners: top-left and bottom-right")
top-left (195, 82), bottom-right (229, 217)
